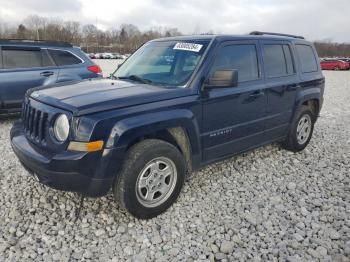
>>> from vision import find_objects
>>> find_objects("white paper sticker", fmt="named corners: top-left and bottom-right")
top-left (173, 42), bottom-right (203, 52)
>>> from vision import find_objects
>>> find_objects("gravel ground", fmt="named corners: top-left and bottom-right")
top-left (0, 70), bottom-right (349, 261)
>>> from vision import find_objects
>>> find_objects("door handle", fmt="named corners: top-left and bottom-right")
top-left (288, 84), bottom-right (301, 90)
top-left (40, 71), bottom-right (54, 77)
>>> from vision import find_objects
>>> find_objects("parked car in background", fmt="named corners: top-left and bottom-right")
top-left (338, 58), bottom-right (350, 68)
top-left (87, 52), bottom-right (128, 59)
top-left (320, 59), bottom-right (349, 70)
top-left (113, 53), bottom-right (125, 59)
top-left (11, 32), bottom-right (324, 219)
top-left (0, 39), bottom-right (102, 115)
top-left (101, 53), bottom-right (115, 59)
top-left (88, 53), bottom-right (96, 59)
top-left (93, 53), bottom-right (103, 59)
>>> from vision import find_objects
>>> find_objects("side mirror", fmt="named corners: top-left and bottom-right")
top-left (205, 69), bottom-right (238, 88)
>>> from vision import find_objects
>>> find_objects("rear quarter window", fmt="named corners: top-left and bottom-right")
top-left (296, 44), bottom-right (318, 73)
top-left (49, 49), bottom-right (82, 66)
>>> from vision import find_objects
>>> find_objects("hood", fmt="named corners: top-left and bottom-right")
top-left (29, 78), bottom-right (193, 116)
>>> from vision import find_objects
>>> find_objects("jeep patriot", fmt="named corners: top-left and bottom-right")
top-left (11, 32), bottom-right (325, 219)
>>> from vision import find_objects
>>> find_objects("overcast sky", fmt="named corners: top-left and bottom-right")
top-left (0, 0), bottom-right (349, 42)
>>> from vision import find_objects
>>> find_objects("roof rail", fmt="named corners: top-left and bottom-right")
top-left (0, 39), bottom-right (73, 47)
top-left (249, 31), bottom-right (305, 39)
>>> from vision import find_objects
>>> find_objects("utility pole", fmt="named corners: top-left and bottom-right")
top-left (95, 17), bottom-right (99, 52)
top-left (0, 10), bottom-right (3, 37)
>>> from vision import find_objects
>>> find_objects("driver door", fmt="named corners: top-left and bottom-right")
top-left (201, 40), bottom-right (267, 163)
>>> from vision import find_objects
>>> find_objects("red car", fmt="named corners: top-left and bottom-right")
top-left (339, 58), bottom-right (350, 68)
top-left (320, 59), bottom-right (350, 70)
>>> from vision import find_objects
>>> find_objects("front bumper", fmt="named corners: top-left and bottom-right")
top-left (10, 121), bottom-right (119, 197)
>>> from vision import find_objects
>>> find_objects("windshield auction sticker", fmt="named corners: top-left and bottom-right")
top-left (173, 42), bottom-right (203, 52)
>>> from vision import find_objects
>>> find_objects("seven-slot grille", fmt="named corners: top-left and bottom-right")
top-left (22, 102), bottom-right (49, 144)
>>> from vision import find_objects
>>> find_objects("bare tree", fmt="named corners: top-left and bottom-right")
top-left (24, 15), bottom-right (46, 40)
top-left (1, 14), bottom-right (348, 56)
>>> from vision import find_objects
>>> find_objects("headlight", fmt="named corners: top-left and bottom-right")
top-left (53, 114), bottom-right (70, 142)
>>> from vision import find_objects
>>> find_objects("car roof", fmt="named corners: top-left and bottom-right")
top-left (0, 39), bottom-right (73, 48)
top-left (152, 33), bottom-right (311, 44)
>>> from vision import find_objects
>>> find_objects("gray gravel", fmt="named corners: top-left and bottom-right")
top-left (0, 70), bottom-right (349, 261)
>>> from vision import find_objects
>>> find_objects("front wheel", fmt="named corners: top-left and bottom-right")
top-left (114, 139), bottom-right (186, 219)
top-left (282, 105), bottom-right (315, 152)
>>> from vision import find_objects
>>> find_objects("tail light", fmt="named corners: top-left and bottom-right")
top-left (87, 65), bottom-right (102, 74)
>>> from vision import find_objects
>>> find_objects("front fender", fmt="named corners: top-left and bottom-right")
top-left (105, 109), bottom-right (201, 158)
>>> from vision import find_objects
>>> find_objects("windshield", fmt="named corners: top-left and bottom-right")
top-left (113, 40), bottom-right (210, 86)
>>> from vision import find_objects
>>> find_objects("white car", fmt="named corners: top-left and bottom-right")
top-left (101, 53), bottom-right (115, 59)
top-left (112, 53), bottom-right (125, 59)
top-left (94, 53), bottom-right (103, 59)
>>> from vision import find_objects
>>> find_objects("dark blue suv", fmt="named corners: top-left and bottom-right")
top-left (11, 32), bottom-right (325, 219)
top-left (0, 39), bottom-right (102, 115)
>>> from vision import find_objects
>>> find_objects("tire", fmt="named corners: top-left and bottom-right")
top-left (114, 139), bottom-right (186, 219)
top-left (334, 66), bottom-right (340, 71)
top-left (282, 105), bottom-right (315, 152)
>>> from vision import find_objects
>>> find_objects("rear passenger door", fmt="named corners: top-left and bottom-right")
top-left (261, 41), bottom-right (300, 140)
top-left (0, 47), bottom-right (58, 111)
top-left (201, 40), bottom-right (267, 162)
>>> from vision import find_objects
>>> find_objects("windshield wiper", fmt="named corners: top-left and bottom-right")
top-left (117, 75), bottom-right (153, 84)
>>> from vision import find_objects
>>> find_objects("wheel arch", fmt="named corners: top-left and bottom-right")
top-left (302, 98), bottom-right (320, 118)
top-left (106, 109), bottom-right (201, 172)
top-left (294, 88), bottom-right (322, 120)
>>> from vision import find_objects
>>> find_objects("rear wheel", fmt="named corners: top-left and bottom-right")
top-left (282, 105), bottom-right (315, 152)
top-left (114, 139), bottom-right (186, 219)
top-left (334, 66), bottom-right (340, 70)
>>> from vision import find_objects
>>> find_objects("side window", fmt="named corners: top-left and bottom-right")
top-left (49, 49), bottom-right (82, 66)
top-left (42, 50), bottom-right (55, 67)
top-left (211, 44), bottom-right (259, 82)
top-left (263, 44), bottom-right (294, 78)
top-left (296, 44), bottom-right (318, 73)
top-left (2, 49), bottom-right (42, 69)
